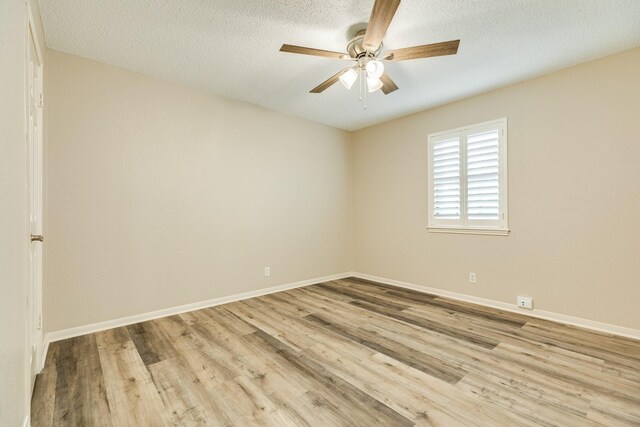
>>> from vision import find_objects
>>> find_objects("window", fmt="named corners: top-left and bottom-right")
top-left (428, 118), bottom-right (508, 235)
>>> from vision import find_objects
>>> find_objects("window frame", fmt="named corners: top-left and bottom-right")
top-left (427, 118), bottom-right (509, 236)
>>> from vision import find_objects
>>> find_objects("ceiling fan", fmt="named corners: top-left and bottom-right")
top-left (279, 0), bottom-right (460, 95)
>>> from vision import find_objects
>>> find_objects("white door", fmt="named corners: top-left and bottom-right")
top-left (27, 18), bottom-right (44, 390)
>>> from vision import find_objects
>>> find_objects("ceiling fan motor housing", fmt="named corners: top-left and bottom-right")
top-left (347, 29), bottom-right (382, 60)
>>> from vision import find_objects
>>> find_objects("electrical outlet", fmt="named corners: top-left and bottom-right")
top-left (517, 296), bottom-right (533, 309)
top-left (469, 272), bottom-right (476, 283)
top-left (264, 266), bottom-right (271, 277)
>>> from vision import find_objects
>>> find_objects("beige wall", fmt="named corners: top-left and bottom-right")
top-left (1, 0), bottom-right (45, 424)
top-left (45, 46), bottom-right (640, 335)
top-left (353, 47), bottom-right (640, 330)
top-left (45, 51), bottom-right (353, 332)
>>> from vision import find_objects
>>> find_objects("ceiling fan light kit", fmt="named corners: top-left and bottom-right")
top-left (339, 67), bottom-right (359, 89)
top-left (279, 0), bottom-right (460, 103)
top-left (366, 76), bottom-right (383, 93)
top-left (365, 60), bottom-right (385, 79)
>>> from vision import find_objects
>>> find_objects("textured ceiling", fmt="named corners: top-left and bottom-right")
top-left (38, 0), bottom-right (640, 131)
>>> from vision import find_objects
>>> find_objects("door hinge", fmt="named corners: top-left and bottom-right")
top-left (38, 314), bottom-right (43, 330)
top-left (38, 93), bottom-right (44, 108)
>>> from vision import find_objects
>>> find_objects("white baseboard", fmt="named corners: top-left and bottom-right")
top-left (352, 272), bottom-right (640, 341)
top-left (43, 272), bottom-right (353, 352)
top-left (39, 339), bottom-right (49, 372)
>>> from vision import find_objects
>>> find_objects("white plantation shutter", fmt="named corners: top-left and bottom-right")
top-left (428, 118), bottom-right (508, 234)
top-left (432, 137), bottom-right (461, 219)
top-left (467, 130), bottom-right (500, 220)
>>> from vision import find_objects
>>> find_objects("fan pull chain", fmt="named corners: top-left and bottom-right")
top-left (358, 68), bottom-right (363, 102)
top-left (358, 69), bottom-right (367, 110)
top-left (364, 69), bottom-right (367, 110)
top-left (364, 81), bottom-right (367, 110)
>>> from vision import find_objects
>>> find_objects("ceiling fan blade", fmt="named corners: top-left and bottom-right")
top-left (385, 40), bottom-right (460, 62)
top-left (280, 44), bottom-right (348, 59)
top-left (380, 73), bottom-right (398, 95)
top-left (363, 0), bottom-right (401, 52)
top-left (310, 68), bottom-right (351, 93)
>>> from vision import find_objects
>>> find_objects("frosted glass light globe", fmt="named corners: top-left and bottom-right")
top-left (367, 76), bottom-right (383, 92)
top-left (365, 60), bottom-right (384, 79)
top-left (339, 68), bottom-right (358, 89)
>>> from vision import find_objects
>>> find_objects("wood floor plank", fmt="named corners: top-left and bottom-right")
top-left (206, 306), bottom-right (259, 335)
top-left (224, 300), bottom-right (309, 352)
top-left (302, 339), bottom-right (468, 426)
top-left (33, 277), bottom-right (640, 426)
top-left (258, 293), bottom-right (314, 318)
top-left (457, 372), bottom-right (599, 427)
top-left (343, 277), bottom-right (527, 333)
top-left (95, 327), bottom-right (170, 426)
top-left (349, 298), bottom-right (500, 349)
top-left (405, 305), bottom-right (612, 372)
top-left (368, 351), bottom-right (537, 427)
top-left (334, 278), bottom-right (438, 304)
top-left (298, 284), bottom-right (356, 304)
top-left (492, 341), bottom-right (640, 405)
top-left (147, 359), bottom-right (217, 425)
top-left (305, 313), bottom-right (467, 384)
top-left (521, 321), bottom-right (640, 367)
top-left (346, 276), bottom-right (438, 298)
top-left (126, 322), bottom-right (166, 366)
top-left (423, 296), bottom-right (530, 327)
top-left (241, 338), bottom-right (377, 426)
top-left (52, 335), bottom-right (112, 426)
top-left (315, 281), bottom-right (411, 311)
top-left (587, 394), bottom-right (640, 425)
top-left (336, 279), bottom-right (528, 332)
top-left (246, 329), bottom-right (415, 427)
top-left (526, 317), bottom-right (640, 350)
top-left (603, 359), bottom-right (640, 384)
top-left (153, 315), bottom-right (243, 384)
top-left (403, 304), bottom-right (526, 341)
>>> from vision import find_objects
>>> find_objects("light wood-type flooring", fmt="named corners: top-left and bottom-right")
top-left (32, 278), bottom-right (640, 426)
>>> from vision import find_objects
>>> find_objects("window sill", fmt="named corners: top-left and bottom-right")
top-left (427, 226), bottom-right (510, 236)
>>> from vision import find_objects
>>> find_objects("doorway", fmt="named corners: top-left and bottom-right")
top-left (26, 7), bottom-right (44, 391)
